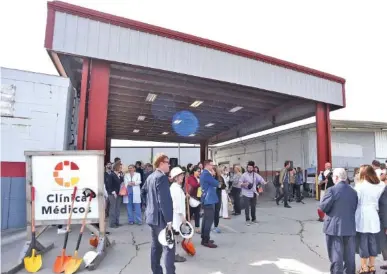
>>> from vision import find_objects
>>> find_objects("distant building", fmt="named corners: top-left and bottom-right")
top-left (210, 120), bottom-right (387, 179)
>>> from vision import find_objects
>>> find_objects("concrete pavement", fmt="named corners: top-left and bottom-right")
top-left (1, 196), bottom-right (386, 274)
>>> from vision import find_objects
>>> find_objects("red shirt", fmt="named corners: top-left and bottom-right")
top-left (187, 175), bottom-right (200, 198)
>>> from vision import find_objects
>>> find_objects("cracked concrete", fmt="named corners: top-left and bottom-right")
top-left (1, 196), bottom-right (386, 274)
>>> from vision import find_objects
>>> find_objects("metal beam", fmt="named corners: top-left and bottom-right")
top-left (209, 100), bottom-right (315, 144)
top-left (109, 78), bottom-right (282, 109)
top-left (109, 88), bottom-right (268, 114)
top-left (108, 134), bottom-right (201, 144)
top-left (106, 101), bottom-right (250, 126)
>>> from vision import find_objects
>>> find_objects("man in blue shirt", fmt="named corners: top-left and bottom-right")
top-left (200, 159), bottom-right (219, 248)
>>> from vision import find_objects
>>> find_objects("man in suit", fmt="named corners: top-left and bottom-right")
top-left (320, 168), bottom-right (358, 274)
top-left (200, 159), bottom-right (219, 248)
top-left (106, 162), bottom-right (123, 228)
top-left (142, 153), bottom-right (175, 274)
top-left (276, 160), bottom-right (292, 208)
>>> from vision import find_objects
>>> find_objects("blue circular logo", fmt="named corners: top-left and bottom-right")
top-left (172, 111), bottom-right (199, 137)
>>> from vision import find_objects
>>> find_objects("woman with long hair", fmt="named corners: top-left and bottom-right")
top-left (187, 165), bottom-right (202, 233)
top-left (355, 164), bottom-right (385, 274)
top-left (230, 165), bottom-right (242, 215)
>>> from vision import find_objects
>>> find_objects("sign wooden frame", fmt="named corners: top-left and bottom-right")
top-left (4, 150), bottom-right (114, 274)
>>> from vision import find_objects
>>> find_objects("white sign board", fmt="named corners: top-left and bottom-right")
top-left (32, 154), bottom-right (100, 222)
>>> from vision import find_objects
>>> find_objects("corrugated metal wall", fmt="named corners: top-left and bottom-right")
top-left (51, 11), bottom-right (343, 106)
top-left (1, 178), bottom-right (26, 230)
top-left (213, 127), bottom-right (386, 179)
top-left (111, 147), bottom-right (200, 167)
top-left (375, 132), bottom-right (387, 159)
top-left (309, 130), bottom-right (384, 168)
top-left (213, 129), bottom-right (310, 180)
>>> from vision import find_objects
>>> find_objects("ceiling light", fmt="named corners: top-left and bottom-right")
top-left (189, 134), bottom-right (195, 137)
top-left (146, 93), bottom-right (157, 102)
top-left (205, 123), bottom-right (215, 127)
top-left (137, 115), bottom-right (146, 121)
top-left (133, 129), bottom-right (140, 133)
top-left (161, 132), bottom-right (169, 135)
top-left (173, 119), bottom-right (182, 125)
top-left (229, 106), bottom-right (243, 113)
top-left (190, 100), bottom-right (203, 108)
top-left (382, 128), bottom-right (387, 131)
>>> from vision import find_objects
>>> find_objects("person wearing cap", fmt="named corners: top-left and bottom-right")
top-left (143, 153), bottom-right (175, 274)
top-left (170, 167), bottom-right (188, 263)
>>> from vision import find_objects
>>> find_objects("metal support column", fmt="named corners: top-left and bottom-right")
top-left (200, 140), bottom-right (209, 163)
top-left (316, 102), bottom-right (332, 200)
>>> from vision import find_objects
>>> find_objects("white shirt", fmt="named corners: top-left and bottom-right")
top-left (123, 172), bottom-right (142, 204)
top-left (170, 182), bottom-right (186, 231)
top-left (355, 180), bottom-right (385, 233)
top-left (222, 174), bottom-right (230, 190)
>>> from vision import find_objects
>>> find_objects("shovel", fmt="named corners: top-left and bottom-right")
top-left (53, 186), bottom-right (78, 273)
top-left (182, 195), bottom-right (196, 256)
top-left (64, 188), bottom-right (96, 274)
top-left (24, 186), bottom-right (43, 273)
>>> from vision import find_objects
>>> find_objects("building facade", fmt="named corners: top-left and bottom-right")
top-left (211, 120), bottom-right (387, 180)
top-left (0, 67), bottom-right (75, 230)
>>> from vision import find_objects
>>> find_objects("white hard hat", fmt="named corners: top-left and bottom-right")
top-left (158, 227), bottom-right (174, 249)
top-left (179, 222), bottom-right (194, 239)
top-left (170, 167), bottom-right (184, 179)
top-left (83, 251), bottom-right (98, 267)
top-left (189, 197), bottom-right (200, 208)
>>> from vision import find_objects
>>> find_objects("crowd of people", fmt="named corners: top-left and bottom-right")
top-left (320, 160), bottom-right (387, 274)
top-left (102, 153), bottom-right (387, 274)
top-left (102, 154), bottom-right (267, 273)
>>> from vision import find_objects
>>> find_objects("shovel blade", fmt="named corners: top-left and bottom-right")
top-left (53, 255), bottom-right (72, 273)
top-left (64, 258), bottom-right (83, 274)
top-left (24, 249), bottom-right (42, 273)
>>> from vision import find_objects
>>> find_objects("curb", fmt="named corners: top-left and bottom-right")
top-left (1, 231), bottom-right (27, 246)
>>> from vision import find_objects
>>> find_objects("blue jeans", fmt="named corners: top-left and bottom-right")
top-left (127, 192), bottom-right (142, 224)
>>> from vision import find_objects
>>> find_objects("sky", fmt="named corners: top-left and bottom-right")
top-left (1, 0), bottom-right (386, 147)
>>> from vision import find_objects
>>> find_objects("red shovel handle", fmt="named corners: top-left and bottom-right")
top-left (31, 186), bottom-right (35, 201)
top-left (71, 186), bottom-right (77, 201)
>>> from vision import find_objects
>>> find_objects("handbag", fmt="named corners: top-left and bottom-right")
top-left (119, 183), bottom-right (128, 196)
top-left (197, 187), bottom-right (202, 198)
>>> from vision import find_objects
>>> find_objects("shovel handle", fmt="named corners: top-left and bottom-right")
top-left (31, 186), bottom-right (35, 233)
top-left (62, 187), bottom-right (78, 251)
top-left (74, 192), bottom-right (94, 252)
top-left (66, 186), bottom-right (78, 231)
top-left (30, 186), bottom-right (37, 250)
